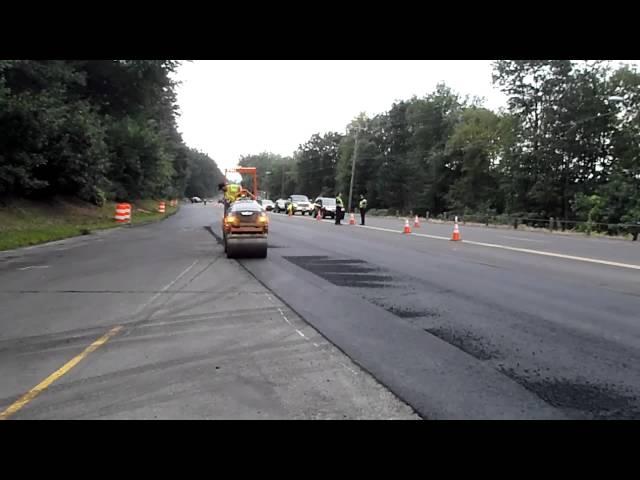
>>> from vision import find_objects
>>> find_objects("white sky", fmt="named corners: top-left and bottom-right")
top-left (172, 60), bottom-right (637, 172)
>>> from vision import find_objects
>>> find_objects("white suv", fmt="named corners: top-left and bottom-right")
top-left (286, 195), bottom-right (313, 215)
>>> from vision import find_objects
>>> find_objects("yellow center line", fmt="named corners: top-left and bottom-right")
top-left (0, 325), bottom-right (123, 420)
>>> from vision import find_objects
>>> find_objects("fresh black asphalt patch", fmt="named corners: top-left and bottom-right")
top-left (283, 256), bottom-right (395, 289)
top-left (425, 327), bottom-right (501, 361)
top-left (499, 367), bottom-right (640, 419)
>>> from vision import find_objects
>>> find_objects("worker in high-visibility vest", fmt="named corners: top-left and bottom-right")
top-left (358, 194), bottom-right (368, 226)
top-left (219, 180), bottom-right (242, 215)
top-left (335, 193), bottom-right (344, 225)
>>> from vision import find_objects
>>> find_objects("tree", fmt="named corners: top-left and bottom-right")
top-left (0, 60), bottom-right (219, 204)
top-left (294, 132), bottom-right (342, 198)
top-left (445, 107), bottom-right (504, 214)
top-left (184, 149), bottom-right (224, 199)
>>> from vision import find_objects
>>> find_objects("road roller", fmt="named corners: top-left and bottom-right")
top-left (223, 199), bottom-right (269, 258)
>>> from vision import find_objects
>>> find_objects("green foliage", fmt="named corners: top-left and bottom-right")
top-left (0, 60), bottom-right (221, 204)
top-left (238, 152), bottom-right (294, 199)
top-left (184, 148), bottom-right (224, 199)
top-left (240, 61), bottom-right (639, 228)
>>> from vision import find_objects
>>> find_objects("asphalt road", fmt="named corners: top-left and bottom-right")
top-left (237, 210), bottom-right (640, 419)
top-left (3, 203), bottom-right (638, 419)
top-left (0, 205), bottom-right (417, 419)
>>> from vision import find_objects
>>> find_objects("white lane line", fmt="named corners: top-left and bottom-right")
top-left (500, 235), bottom-right (545, 243)
top-left (18, 265), bottom-right (50, 271)
top-left (359, 224), bottom-right (640, 271)
top-left (362, 224), bottom-right (450, 240)
top-left (135, 259), bottom-right (199, 314)
top-left (295, 329), bottom-right (306, 338)
top-left (277, 308), bottom-right (293, 326)
top-left (313, 343), bottom-right (320, 347)
top-left (462, 240), bottom-right (640, 271)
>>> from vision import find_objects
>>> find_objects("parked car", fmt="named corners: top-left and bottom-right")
top-left (191, 196), bottom-right (202, 203)
top-left (312, 197), bottom-right (337, 219)
top-left (260, 199), bottom-right (275, 211)
top-left (286, 195), bottom-right (313, 215)
top-left (274, 198), bottom-right (287, 213)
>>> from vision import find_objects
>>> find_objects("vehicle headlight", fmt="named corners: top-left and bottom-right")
top-left (258, 214), bottom-right (268, 223)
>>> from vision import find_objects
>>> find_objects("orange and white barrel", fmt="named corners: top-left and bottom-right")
top-left (115, 203), bottom-right (131, 223)
top-left (158, 201), bottom-right (166, 213)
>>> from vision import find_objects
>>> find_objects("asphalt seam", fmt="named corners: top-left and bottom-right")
top-left (229, 222), bottom-right (423, 418)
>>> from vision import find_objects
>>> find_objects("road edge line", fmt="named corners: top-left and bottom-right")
top-left (0, 325), bottom-right (123, 420)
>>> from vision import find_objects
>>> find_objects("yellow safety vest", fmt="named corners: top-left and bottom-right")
top-left (225, 184), bottom-right (241, 203)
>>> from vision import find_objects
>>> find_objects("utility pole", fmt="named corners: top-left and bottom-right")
top-left (348, 128), bottom-right (359, 213)
top-left (281, 167), bottom-right (285, 199)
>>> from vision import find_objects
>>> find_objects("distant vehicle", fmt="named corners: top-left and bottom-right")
top-left (191, 196), bottom-right (202, 203)
top-left (286, 195), bottom-right (313, 215)
top-left (313, 197), bottom-right (337, 219)
top-left (260, 199), bottom-right (275, 211)
top-left (274, 198), bottom-right (287, 213)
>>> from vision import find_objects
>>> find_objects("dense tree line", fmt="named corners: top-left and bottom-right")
top-left (0, 60), bottom-right (224, 204)
top-left (245, 61), bottom-right (639, 226)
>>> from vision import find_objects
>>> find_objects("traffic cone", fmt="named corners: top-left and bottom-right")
top-left (316, 209), bottom-right (322, 221)
top-left (403, 219), bottom-right (412, 234)
top-left (349, 213), bottom-right (356, 225)
top-left (451, 221), bottom-right (461, 241)
top-left (414, 215), bottom-right (420, 228)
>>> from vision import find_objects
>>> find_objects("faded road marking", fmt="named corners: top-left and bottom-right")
top-left (18, 265), bottom-right (50, 271)
top-left (135, 260), bottom-right (199, 315)
top-left (0, 325), bottom-right (123, 420)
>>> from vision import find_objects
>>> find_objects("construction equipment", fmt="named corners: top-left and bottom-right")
top-left (221, 167), bottom-right (268, 258)
top-left (225, 167), bottom-right (258, 201)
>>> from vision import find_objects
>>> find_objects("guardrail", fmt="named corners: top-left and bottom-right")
top-left (368, 209), bottom-right (640, 241)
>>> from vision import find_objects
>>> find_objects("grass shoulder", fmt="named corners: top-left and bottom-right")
top-left (0, 197), bottom-right (179, 251)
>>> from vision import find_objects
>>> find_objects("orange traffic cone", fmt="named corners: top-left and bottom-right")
top-left (349, 213), bottom-right (356, 225)
top-left (316, 209), bottom-right (322, 220)
top-left (451, 221), bottom-right (461, 241)
top-left (403, 218), bottom-right (412, 234)
top-left (414, 215), bottom-right (420, 228)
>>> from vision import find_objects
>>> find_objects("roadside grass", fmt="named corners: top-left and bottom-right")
top-left (0, 198), bottom-right (178, 251)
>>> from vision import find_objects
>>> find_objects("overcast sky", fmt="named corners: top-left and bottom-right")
top-left (171, 60), bottom-right (637, 172)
